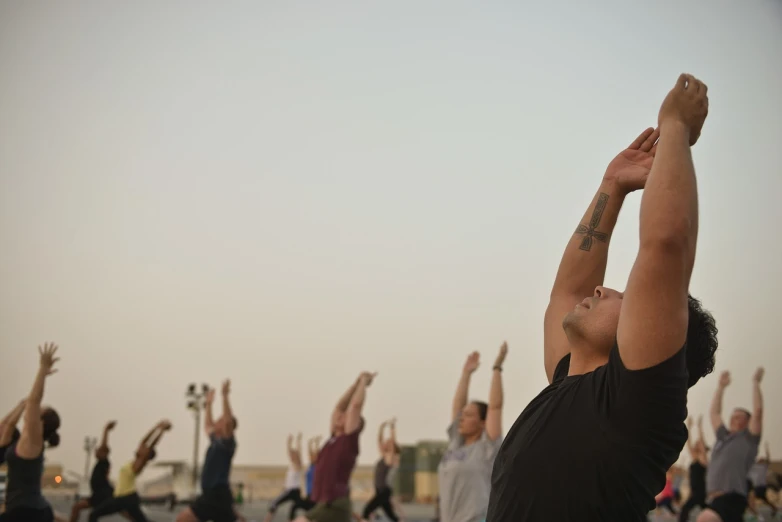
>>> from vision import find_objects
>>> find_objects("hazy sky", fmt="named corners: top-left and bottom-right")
top-left (1, 1), bottom-right (781, 479)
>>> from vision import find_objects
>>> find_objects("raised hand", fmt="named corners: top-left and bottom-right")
top-left (697, 416), bottom-right (703, 429)
top-left (463, 352), bottom-right (480, 374)
top-left (205, 388), bottom-right (216, 404)
top-left (287, 434), bottom-right (293, 445)
top-left (753, 367), bottom-right (765, 383)
top-left (360, 372), bottom-right (378, 387)
top-left (719, 371), bottom-right (731, 388)
top-left (686, 417), bottom-right (693, 429)
top-left (603, 128), bottom-right (659, 193)
top-left (38, 343), bottom-right (59, 376)
top-left (297, 432), bottom-right (303, 443)
top-left (494, 342), bottom-right (509, 369)
top-left (390, 417), bottom-right (397, 426)
top-left (658, 73), bottom-right (709, 146)
top-left (105, 421), bottom-right (117, 431)
top-left (222, 379), bottom-right (231, 395)
top-left (159, 420), bottom-right (173, 431)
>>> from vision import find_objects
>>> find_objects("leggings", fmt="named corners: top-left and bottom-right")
top-left (362, 488), bottom-right (399, 522)
top-left (678, 494), bottom-right (706, 522)
top-left (268, 487), bottom-right (315, 520)
top-left (89, 493), bottom-right (148, 522)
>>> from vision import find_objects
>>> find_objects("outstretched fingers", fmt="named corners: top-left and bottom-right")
top-left (628, 127), bottom-right (655, 150)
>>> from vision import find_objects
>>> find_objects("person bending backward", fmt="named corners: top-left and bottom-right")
top-left (263, 433), bottom-right (310, 522)
top-left (748, 442), bottom-right (776, 517)
top-left (89, 419), bottom-right (172, 522)
top-left (439, 343), bottom-right (506, 522)
top-left (679, 416), bottom-right (709, 522)
top-left (177, 380), bottom-right (243, 522)
top-left (1, 344), bottom-right (61, 522)
top-left (696, 368), bottom-right (765, 522)
top-left (361, 418), bottom-right (402, 522)
top-left (294, 371), bottom-right (376, 522)
top-left (486, 74), bottom-right (718, 522)
top-left (69, 421), bottom-right (121, 522)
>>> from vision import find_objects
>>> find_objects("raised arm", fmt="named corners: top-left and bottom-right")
top-left (221, 380), bottom-right (235, 437)
top-left (617, 74), bottom-right (708, 370)
top-left (97, 421), bottom-right (116, 457)
top-left (133, 420), bottom-right (171, 474)
top-left (453, 353), bottom-right (479, 422)
top-left (377, 421), bottom-right (388, 454)
top-left (749, 367), bottom-right (764, 436)
top-left (0, 400), bottom-right (26, 447)
top-left (345, 372), bottom-right (375, 434)
top-left (544, 129), bottom-right (658, 382)
top-left (17, 343), bottom-right (59, 459)
top-left (331, 377), bottom-right (360, 434)
top-left (710, 372), bottom-right (729, 432)
top-left (388, 418), bottom-right (397, 445)
top-left (204, 388), bottom-right (216, 436)
top-left (485, 342), bottom-right (507, 441)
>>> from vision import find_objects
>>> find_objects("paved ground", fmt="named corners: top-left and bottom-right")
top-left (49, 497), bottom-right (780, 522)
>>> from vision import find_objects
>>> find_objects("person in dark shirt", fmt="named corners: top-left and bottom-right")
top-left (69, 420), bottom-right (118, 522)
top-left (679, 416), bottom-right (709, 522)
top-left (176, 379), bottom-right (243, 522)
top-left (294, 371), bottom-right (377, 522)
top-left (0, 400), bottom-right (25, 465)
top-left (3, 343), bottom-right (61, 522)
top-left (486, 74), bottom-right (719, 522)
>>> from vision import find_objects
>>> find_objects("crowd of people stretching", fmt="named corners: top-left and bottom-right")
top-left (0, 73), bottom-right (774, 522)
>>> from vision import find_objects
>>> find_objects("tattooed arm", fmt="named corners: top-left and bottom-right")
top-left (544, 128), bottom-right (660, 383)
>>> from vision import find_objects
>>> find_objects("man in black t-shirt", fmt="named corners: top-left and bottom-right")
top-left (487, 74), bottom-right (719, 522)
top-left (69, 421), bottom-right (118, 522)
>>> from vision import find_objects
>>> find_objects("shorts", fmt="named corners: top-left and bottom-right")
top-left (0, 505), bottom-right (54, 522)
top-left (305, 497), bottom-right (353, 522)
top-left (708, 493), bottom-right (747, 522)
top-left (190, 485), bottom-right (235, 522)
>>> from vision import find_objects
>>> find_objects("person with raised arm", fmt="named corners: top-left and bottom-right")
top-left (89, 419), bottom-right (172, 522)
top-left (263, 433), bottom-right (309, 522)
top-left (487, 74), bottom-right (718, 522)
top-left (293, 371), bottom-right (376, 522)
top-left (361, 418), bottom-right (402, 522)
top-left (697, 368), bottom-right (765, 522)
top-left (2, 344), bottom-right (61, 522)
top-left (0, 399), bottom-right (26, 465)
top-left (679, 416), bottom-right (709, 522)
top-left (69, 421), bottom-right (120, 522)
top-left (177, 380), bottom-right (242, 522)
top-left (439, 343), bottom-right (506, 522)
top-left (748, 442), bottom-right (776, 517)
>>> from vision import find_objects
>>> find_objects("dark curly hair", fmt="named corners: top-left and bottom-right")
top-left (685, 294), bottom-right (718, 388)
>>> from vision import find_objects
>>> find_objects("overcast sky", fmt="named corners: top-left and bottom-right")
top-left (1, 1), bottom-right (781, 479)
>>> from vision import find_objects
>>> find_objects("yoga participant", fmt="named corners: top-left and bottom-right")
top-left (177, 380), bottom-right (243, 522)
top-left (656, 470), bottom-right (678, 517)
top-left (305, 436), bottom-right (323, 501)
top-left (0, 400), bottom-right (25, 465)
top-left (2, 344), bottom-right (61, 522)
top-left (263, 433), bottom-right (307, 522)
top-left (439, 343), bottom-right (506, 522)
top-left (294, 371), bottom-right (377, 522)
top-left (361, 418), bottom-right (402, 522)
top-left (487, 74), bottom-right (718, 522)
top-left (69, 421), bottom-right (120, 522)
top-left (680, 416), bottom-right (709, 522)
top-left (89, 419), bottom-right (172, 522)
top-left (748, 443), bottom-right (776, 517)
top-left (697, 368), bottom-right (764, 522)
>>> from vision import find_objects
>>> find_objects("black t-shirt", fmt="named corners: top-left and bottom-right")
top-left (487, 342), bottom-right (688, 522)
top-left (689, 462), bottom-right (706, 496)
top-left (90, 458), bottom-right (113, 496)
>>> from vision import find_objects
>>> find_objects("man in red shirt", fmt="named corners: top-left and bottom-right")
top-left (295, 371), bottom-right (377, 522)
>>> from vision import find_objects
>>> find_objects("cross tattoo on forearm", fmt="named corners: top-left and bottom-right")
top-left (575, 192), bottom-right (610, 251)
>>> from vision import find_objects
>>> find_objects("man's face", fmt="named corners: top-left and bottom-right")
top-left (562, 286), bottom-right (624, 353)
top-left (729, 409), bottom-right (750, 433)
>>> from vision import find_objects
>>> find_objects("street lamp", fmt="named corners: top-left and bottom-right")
top-left (186, 383), bottom-right (209, 493)
top-left (83, 436), bottom-right (97, 480)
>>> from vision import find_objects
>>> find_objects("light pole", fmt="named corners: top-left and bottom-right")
top-left (83, 436), bottom-right (97, 480)
top-left (186, 383), bottom-right (209, 493)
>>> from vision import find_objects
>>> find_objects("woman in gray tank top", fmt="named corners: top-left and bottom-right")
top-left (360, 419), bottom-right (402, 522)
top-left (2, 343), bottom-right (62, 522)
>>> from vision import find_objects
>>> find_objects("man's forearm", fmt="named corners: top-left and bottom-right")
top-left (348, 379), bottom-right (367, 412)
top-left (222, 394), bottom-right (233, 421)
top-left (710, 386), bottom-right (725, 417)
top-left (753, 381), bottom-right (763, 415)
top-left (205, 400), bottom-right (215, 429)
top-left (550, 181), bottom-right (626, 298)
top-left (99, 426), bottom-right (111, 449)
top-left (336, 379), bottom-right (360, 412)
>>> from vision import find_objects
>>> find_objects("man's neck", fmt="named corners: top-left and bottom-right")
top-left (567, 343), bottom-right (609, 377)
